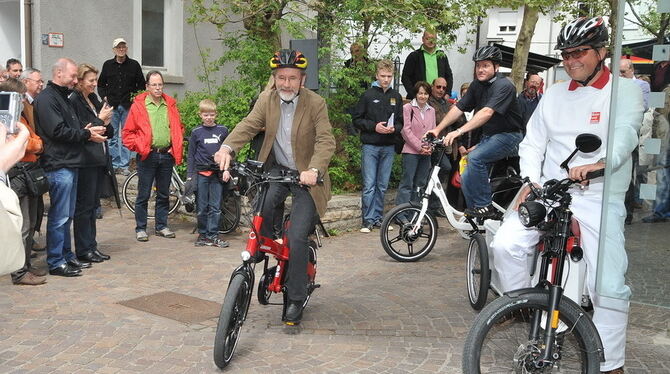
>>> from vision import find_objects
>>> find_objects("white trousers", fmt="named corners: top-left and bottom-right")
top-left (490, 194), bottom-right (630, 371)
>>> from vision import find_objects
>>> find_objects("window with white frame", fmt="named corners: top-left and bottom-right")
top-left (133, 0), bottom-right (183, 80)
top-left (497, 11), bottom-right (518, 34)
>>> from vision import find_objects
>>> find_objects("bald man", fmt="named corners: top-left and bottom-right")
top-left (34, 58), bottom-right (107, 277)
top-left (620, 58), bottom-right (649, 111)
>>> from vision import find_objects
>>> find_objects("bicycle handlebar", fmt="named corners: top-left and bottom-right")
top-left (523, 167), bottom-right (605, 203)
top-left (231, 161), bottom-right (323, 186)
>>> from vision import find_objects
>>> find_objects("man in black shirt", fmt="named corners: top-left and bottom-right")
top-left (98, 38), bottom-right (145, 176)
top-left (427, 46), bottom-right (523, 219)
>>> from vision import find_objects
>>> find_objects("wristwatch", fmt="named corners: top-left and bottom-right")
top-left (309, 167), bottom-right (319, 175)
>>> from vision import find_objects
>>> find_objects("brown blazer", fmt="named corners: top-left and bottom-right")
top-left (223, 88), bottom-right (336, 217)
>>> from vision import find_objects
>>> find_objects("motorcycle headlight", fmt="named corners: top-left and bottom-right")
top-left (518, 201), bottom-right (546, 228)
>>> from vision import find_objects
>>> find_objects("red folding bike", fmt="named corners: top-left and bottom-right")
top-left (213, 160), bottom-right (326, 369)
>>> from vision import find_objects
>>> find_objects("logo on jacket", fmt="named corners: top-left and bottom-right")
top-left (590, 112), bottom-right (601, 124)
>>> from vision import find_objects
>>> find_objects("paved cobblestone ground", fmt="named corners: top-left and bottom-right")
top-left (0, 208), bottom-right (669, 373)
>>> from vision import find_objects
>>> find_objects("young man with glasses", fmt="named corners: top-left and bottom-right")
top-left (490, 17), bottom-right (643, 374)
top-left (98, 38), bottom-right (146, 176)
top-left (122, 71), bottom-right (184, 242)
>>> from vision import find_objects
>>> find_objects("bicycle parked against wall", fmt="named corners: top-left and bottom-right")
top-left (213, 160), bottom-right (326, 369)
top-left (379, 135), bottom-right (521, 262)
top-left (121, 166), bottom-right (242, 234)
top-left (463, 134), bottom-right (605, 373)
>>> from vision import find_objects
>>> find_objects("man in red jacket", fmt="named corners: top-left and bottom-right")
top-left (122, 71), bottom-right (184, 241)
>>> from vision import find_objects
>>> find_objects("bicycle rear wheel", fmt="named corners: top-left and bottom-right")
top-left (121, 171), bottom-right (180, 219)
top-left (213, 273), bottom-right (252, 369)
top-left (219, 192), bottom-right (241, 234)
top-left (463, 291), bottom-right (602, 373)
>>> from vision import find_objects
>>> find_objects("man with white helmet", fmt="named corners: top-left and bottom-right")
top-left (491, 17), bottom-right (643, 373)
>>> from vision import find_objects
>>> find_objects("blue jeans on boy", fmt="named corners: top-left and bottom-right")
top-left (135, 152), bottom-right (175, 232)
top-left (110, 106), bottom-right (131, 170)
top-left (196, 173), bottom-right (223, 238)
top-left (361, 144), bottom-right (395, 226)
top-left (462, 132), bottom-right (522, 208)
top-left (45, 168), bottom-right (78, 269)
top-left (395, 153), bottom-right (431, 205)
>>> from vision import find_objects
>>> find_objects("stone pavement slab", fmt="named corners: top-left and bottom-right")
top-left (0, 208), bottom-right (668, 373)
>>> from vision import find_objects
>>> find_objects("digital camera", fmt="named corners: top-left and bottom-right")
top-left (0, 91), bottom-right (24, 134)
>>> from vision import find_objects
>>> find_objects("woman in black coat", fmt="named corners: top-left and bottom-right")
top-left (69, 63), bottom-right (114, 264)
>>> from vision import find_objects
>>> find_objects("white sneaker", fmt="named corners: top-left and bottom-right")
top-left (360, 226), bottom-right (371, 233)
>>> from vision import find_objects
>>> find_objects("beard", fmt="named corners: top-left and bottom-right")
top-left (278, 89), bottom-right (298, 102)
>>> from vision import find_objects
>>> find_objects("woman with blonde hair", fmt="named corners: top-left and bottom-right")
top-left (68, 63), bottom-right (114, 264)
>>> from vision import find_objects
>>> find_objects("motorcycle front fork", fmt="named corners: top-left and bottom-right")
top-left (528, 285), bottom-right (564, 367)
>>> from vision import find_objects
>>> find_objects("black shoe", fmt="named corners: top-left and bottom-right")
top-left (284, 300), bottom-right (304, 325)
top-left (68, 258), bottom-right (92, 269)
top-left (92, 249), bottom-right (110, 261)
top-left (49, 263), bottom-right (82, 277)
top-left (464, 204), bottom-right (503, 220)
top-left (77, 252), bottom-right (105, 264)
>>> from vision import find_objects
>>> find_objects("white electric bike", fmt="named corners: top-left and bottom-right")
top-left (379, 135), bottom-right (521, 262)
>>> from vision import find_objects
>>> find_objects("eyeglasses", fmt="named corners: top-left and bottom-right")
top-left (561, 47), bottom-right (593, 61)
top-left (25, 78), bottom-right (44, 84)
top-left (434, 85), bottom-right (446, 89)
top-left (148, 83), bottom-right (164, 88)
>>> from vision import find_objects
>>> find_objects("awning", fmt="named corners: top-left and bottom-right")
top-left (622, 38), bottom-right (669, 75)
top-left (622, 37), bottom-right (668, 60)
top-left (493, 43), bottom-right (562, 73)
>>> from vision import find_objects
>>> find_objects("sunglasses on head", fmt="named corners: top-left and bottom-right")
top-left (561, 47), bottom-right (594, 61)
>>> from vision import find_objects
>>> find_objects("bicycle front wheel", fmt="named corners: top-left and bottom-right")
top-left (121, 171), bottom-right (180, 219)
top-left (466, 233), bottom-right (490, 311)
top-left (219, 193), bottom-right (241, 234)
top-left (463, 291), bottom-right (602, 373)
top-left (213, 273), bottom-right (252, 369)
top-left (380, 203), bottom-right (438, 262)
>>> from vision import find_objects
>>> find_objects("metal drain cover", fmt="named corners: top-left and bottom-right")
top-left (118, 291), bottom-right (221, 324)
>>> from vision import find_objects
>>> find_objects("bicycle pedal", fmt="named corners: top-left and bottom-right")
top-left (313, 284), bottom-right (321, 289)
top-left (284, 321), bottom-right (299, 326)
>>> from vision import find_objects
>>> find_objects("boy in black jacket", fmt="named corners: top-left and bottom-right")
top-left (352, 59), bottom-right (403, 233)
top-left (187, 99), bottom-right (230, 247)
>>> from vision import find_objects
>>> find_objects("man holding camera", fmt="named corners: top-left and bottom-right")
top-left (34, 58), bottom-right (107, 277)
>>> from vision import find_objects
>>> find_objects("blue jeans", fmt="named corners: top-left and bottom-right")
top-left (395, 153), bottom-right (431, 205)
top-left (653, 145), bottom-right (670, 217)
top-left (110, 106), bottom-right (131, 169)
top-left (462, 132), bottom-right (523, 208)
top-left (361, 144), bottom-right (395, 225)
top-left (196, 173), bottom-right (224, 238)
top-left (135, 152), bottom-right (175, 232)
top-left (45, 168), bottom-right (78, 269)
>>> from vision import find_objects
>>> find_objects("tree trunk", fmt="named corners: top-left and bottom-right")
top-left (317, 2), bottom-right (335, 97)
top-left (511, 5), bottom-right (539, 93)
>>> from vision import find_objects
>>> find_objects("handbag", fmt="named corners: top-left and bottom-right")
top-left (0, 183), bottom-right (25, 276)
top-left (450, 169), bottom-right (461, 188)
top-left (21, 164), bottom-right (50, 197)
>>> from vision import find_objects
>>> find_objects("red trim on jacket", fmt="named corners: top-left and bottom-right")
top-left (121, 92), bottom-right (184, 164)
top-left (568, 66), bottom-right (611, 91)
